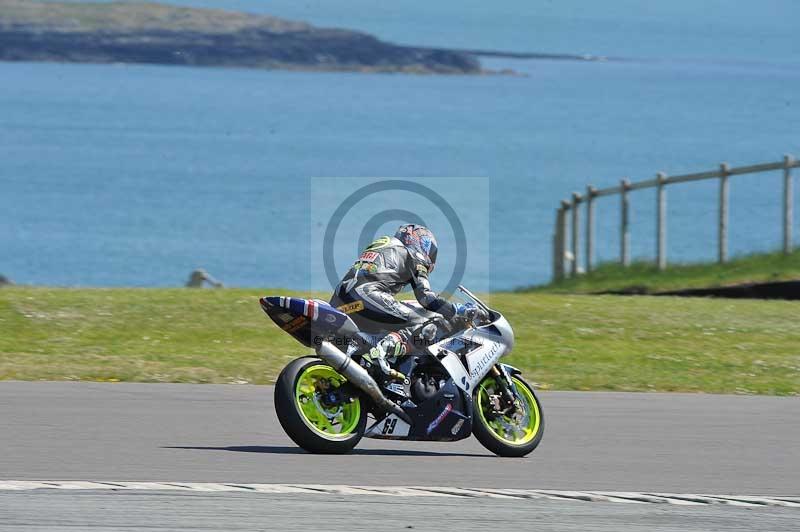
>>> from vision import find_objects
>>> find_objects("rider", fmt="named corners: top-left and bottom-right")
top-left (329, 224), bottom-right (483, 378)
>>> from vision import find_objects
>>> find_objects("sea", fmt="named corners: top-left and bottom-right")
top-left (2, 0), bottom-right (799, 291)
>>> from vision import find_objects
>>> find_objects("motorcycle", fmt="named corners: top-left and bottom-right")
top-left (259, 285), bottom-right (544, 457)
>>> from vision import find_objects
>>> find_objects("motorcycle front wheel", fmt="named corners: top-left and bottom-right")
top-left (274, 356), bottom-right (367, 454)
top-left (472, 373), bottom-right (544, 457)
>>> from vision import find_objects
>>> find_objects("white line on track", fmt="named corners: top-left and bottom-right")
top-left (1, 481), bottom-right (799, 507)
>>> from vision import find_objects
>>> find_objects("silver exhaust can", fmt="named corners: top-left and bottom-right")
top-left (316, 340), bottom-right (412, 426)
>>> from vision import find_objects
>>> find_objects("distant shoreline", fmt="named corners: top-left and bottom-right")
top-left (0, 0), bottom-right (481, 74)
top-left (0, 0), bottom-right (608, 74)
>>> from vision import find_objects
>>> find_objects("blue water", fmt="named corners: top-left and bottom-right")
top-left (2, 1), bottom-right (800, 290)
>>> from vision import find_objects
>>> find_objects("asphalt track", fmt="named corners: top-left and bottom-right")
top-left (1, 381), bottom-right (798, 531)
top-left (1, 381), bottom-right (798, 493)
top-left (4, 490), bottom-right (799, 532)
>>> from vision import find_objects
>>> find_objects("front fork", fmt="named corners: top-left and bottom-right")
top-left (489, 364), bottom-right (519, 416)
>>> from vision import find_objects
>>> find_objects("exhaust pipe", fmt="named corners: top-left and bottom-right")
top-left (317, 341), bottom-right (413, 426)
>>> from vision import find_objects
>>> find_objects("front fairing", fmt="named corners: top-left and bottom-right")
top-left (426, 311), bottom-right (515, 393)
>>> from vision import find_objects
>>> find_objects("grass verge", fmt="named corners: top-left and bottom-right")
top-left (531, 250), bottom-right (800, 294)
top-left (1, 287), bottom-right (798, 395)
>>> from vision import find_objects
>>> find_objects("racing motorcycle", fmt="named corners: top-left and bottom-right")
top-left (259, 286), bottom-right (544, 457)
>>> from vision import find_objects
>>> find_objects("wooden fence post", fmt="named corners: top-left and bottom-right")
top-left (656, 172), bottom-right (667, 270)
top-left (719, 163), bottom-right (730, 263)
top-left (552, 207), bottom-right (566, 281)
top-left (560, 200), bottom-right (571, 277)
top-left (571, 192), bottom-right (581, 276)
top-left (784, 155), bottom-right (794, 254)
top-left (585, 185), bottom-right (596, 273)
top-left (556, 156), bottom-right (794, 279)
top-left (620, 178), bottom-right (631, 266)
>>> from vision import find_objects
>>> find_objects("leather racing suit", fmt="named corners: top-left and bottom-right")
top-left (329, 235), bottom-right (456, 358)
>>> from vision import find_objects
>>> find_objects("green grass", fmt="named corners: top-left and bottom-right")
top-left (1, 287), bottom-right (798, 395)
top-left (531, 250), bottom-right (800, 294)
top-left (0, 0), bottom-right (308, 33)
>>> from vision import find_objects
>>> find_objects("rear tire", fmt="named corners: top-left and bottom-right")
top-left (274, 356), bottom-right (367, 454)
top-left (472, 374), bottom-right (544, 457)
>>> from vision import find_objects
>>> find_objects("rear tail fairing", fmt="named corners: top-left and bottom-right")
top-left (259, 296), bottom-right (359, 348)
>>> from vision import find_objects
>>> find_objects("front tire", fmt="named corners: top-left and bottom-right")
top-left (274, 356), bottom-right (367, 454)
top-left (472, 373), bottom-right (544, 457)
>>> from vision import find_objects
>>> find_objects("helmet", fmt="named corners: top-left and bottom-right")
top-left (395, 224), bottom-right (438, 271)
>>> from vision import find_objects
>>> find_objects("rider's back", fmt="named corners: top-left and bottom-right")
top-left (334, 236), bottom-right (419, 296)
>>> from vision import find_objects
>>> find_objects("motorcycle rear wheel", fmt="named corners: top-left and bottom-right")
top-left (472, 374), bottom-right (544, 457)
top-left (274, 356), bottom-right (367, 454)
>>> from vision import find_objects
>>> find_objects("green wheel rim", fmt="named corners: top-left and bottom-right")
top-left (294, 364), bottom-right (361, 440)
top-left (476, 376), bottom-right (541, 445)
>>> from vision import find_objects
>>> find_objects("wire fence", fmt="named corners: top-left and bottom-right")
top-left (552, 155), bottom-right (799, 281)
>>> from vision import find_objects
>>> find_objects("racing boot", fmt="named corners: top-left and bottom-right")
top-left (363, 332), bottom-right (407, 381)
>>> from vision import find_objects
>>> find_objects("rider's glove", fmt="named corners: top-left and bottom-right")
top-left (454, 303), bottom-right (489, 324)
top-left (454, 302), bottom-right (476, 320)
top-left (454, 302), bottom-right (474, 319)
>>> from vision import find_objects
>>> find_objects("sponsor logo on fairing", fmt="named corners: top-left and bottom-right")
top-left (450, 418), bottom-right (465, 435)
top-left (426, 403), bottom-right (453, 434)
top-left (468, 342), bottom-right (502, 380)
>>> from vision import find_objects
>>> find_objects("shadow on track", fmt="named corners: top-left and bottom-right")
top-left (164, 445), bottom-right (489, 458)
